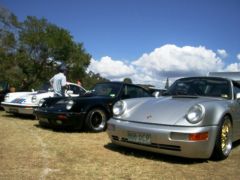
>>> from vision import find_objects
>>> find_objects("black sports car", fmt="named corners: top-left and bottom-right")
top-left (35, 82), bottom-right (152, 132)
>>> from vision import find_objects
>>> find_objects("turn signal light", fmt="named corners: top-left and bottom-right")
top-left (189, 132), bottom-right (208, 141)
top-left (57, 115), bottom-right (67, 120)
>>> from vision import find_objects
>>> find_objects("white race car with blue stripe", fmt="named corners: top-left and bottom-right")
top-left (1, 82), bottom-right (86, 115)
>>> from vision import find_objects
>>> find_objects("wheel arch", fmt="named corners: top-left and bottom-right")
top-left (83, 104), bottom-right (111, 128)
top-left (85, 105), bottom-right (111, 119)
top-left (211, 112), bottom-right (233, 160)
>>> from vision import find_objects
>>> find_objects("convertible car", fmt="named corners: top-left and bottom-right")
top-left (35, 82), bottom-right (152, 132)
top-left (107, 76), bottom-right (240, 160)
top-left (1, 82), bottom-right (86, 115)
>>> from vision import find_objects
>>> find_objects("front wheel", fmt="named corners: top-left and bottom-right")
top-left (85, 108), bottom-right (107, 132)
top-left (212, 116), bottom-right (232, 160)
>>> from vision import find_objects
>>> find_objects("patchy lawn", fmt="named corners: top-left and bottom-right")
top-left (0, 111), bottom-right (239, 179)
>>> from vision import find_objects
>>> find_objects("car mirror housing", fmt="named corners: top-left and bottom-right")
top-left (66, 90), bottom-right (74, 95)
top-left (153, 91), bottom-right (160, 98)
top-left (236, 93), bottom-right (240, 99)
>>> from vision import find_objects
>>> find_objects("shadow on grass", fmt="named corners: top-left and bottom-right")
top-left (104, 140), bottom-right (240, 164)
top-left (104, 143), bottom-right (207, 164)
top-left (2, 113), bottom-right (36, 120)
top-left (33, 123), bottom-right (87, 133)
top-left (233, 139), bottom-right (240, 148)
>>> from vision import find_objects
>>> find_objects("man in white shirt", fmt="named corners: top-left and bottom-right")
top-left (49, 66), bottom-right (67, 96)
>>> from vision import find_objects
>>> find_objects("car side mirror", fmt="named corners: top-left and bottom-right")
top-left (153, 91), bottom-right (160, 98)
top-left (236, 93), bottom-right (240, 99)
top-left (66, 90), bottom-right (74, 95)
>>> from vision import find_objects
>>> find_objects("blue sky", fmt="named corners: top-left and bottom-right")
top-left (1, 0), bottom-right (240, 87)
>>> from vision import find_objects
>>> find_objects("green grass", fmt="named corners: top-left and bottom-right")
top-left (0, 111), bottom-right (239, 179)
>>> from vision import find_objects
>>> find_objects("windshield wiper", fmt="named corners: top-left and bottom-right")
top-left (172, 95), bottom-right (198, 98)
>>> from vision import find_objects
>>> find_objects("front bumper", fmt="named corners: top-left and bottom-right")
top-left (35, 109), bottom-right (86, 129)
top-left (1, 103), bottom-right (37, 115)
top-left (107, 118), bottom-right (218, 159)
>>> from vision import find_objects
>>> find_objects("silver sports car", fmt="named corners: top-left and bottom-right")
top-left (107, 76), bottom-right (240, 160)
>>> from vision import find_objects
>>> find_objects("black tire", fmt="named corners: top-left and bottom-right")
top-left (85, 108), bottom-right (107, 132)
top-left (212, 116), bottom-right (232, 160)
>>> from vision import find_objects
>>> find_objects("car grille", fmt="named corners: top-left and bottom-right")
top-left (112, 136), bottom-right (181, 151)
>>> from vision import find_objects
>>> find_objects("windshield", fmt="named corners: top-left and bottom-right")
top-left (91, 83), bottom-right (122, 97)
top-left (165, 77), bottom-right (232, 99)
top-left (37, 83), bottom-right (52, 92)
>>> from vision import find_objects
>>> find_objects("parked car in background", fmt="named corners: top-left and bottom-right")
top-left (0, 81), bottom-right (10, 105)
top-left (35, 82), bottom-right (152, 132)
top-left (1, 82), bottom-right (86, 115)
top-left (107, 76), bottom-right (240, 160)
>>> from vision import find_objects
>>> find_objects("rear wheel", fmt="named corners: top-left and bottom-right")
top-left (85, 108), bottom-right (107, 132)
top-left (212, 116), bottom-right (232, 160)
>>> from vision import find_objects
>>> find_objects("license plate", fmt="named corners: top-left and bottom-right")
top-left (9, 108), bottom-right (18, 113)
top-left (127, 131), bottom-right (151, 145)
top-left (39, 117), bottom-right (48, 123)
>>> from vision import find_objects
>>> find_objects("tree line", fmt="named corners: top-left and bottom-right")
top-left (0, 6), bottom-right (108, 91)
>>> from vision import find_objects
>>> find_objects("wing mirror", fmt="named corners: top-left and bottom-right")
top-left (153, 91), bottom-right (160, 98)
top-left (236, 93), bottom-right (240, 99)
top-left (66, 90), bottom-right (74, 95)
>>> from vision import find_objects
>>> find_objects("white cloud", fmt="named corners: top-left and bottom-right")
top-left (133, 44), bottom-right (224, 82)
top-left (217, 49), bottom-right (228, 58)
top-left (225, 63), bottom-right (240, 71)
top-left (237, 53), bottom-right (240, 60)
top-left (87, 56), bottom-right (135, 80)
top-left (87, 44), bottom-right (237, 88)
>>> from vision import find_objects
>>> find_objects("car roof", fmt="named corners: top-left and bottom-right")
top-left (96, 81), bottom-right (141, 86)
top-left (179, 76), bottom-right (230, 80)
top-left (208, 72), bottom-right (240, 82)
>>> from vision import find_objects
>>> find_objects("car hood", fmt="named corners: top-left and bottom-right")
top-left (5, 91), bottom-right (54, 105)
top-left (40, 94), bottom-right (114, 110)
top-left (119, 96), bottom-right (224, 126)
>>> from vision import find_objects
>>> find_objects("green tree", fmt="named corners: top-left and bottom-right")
top-left (82, 71), bottom-right (109, 89)
top-left (0, 7), bottom-right (107, 90)
top-left (0, 6), bottom-right (20, 88)
top-left (0, 9), bottom-right (92, 90)
top-left (17, 16), bottom-right (91, 89)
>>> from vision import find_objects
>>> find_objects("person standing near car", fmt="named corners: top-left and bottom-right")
top-left (49, 65), bottom-right (67, 97)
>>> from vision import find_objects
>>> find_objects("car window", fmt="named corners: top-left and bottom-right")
top-left (38, 83), bottom-right (52, 92)
top-left (165, 77), bottom-right (232, 99)
top-left (68, 85), bottom-right (86, 95)
top-left (69, 85), bottom-right (79, 94)
top-left (122, 85), bottom-right (151, 99)
top-left (92, 83), bottom-right (122, 97)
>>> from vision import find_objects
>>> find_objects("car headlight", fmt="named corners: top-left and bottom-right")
top-left (4, 93), bottom-right (10, 101)
top-left (38, 99), bottom-right (45, 107)
top-left (66, 100), bottom-right (74, 110)
top-left (113, 100), bottom-right (127, 116)
top-left (186, 104), bottom-right (205, 124)
top-left (32, 95), bottom-right (37, 103)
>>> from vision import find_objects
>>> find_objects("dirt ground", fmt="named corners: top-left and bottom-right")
top-left (0, 111), bottom-right (239, 180)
